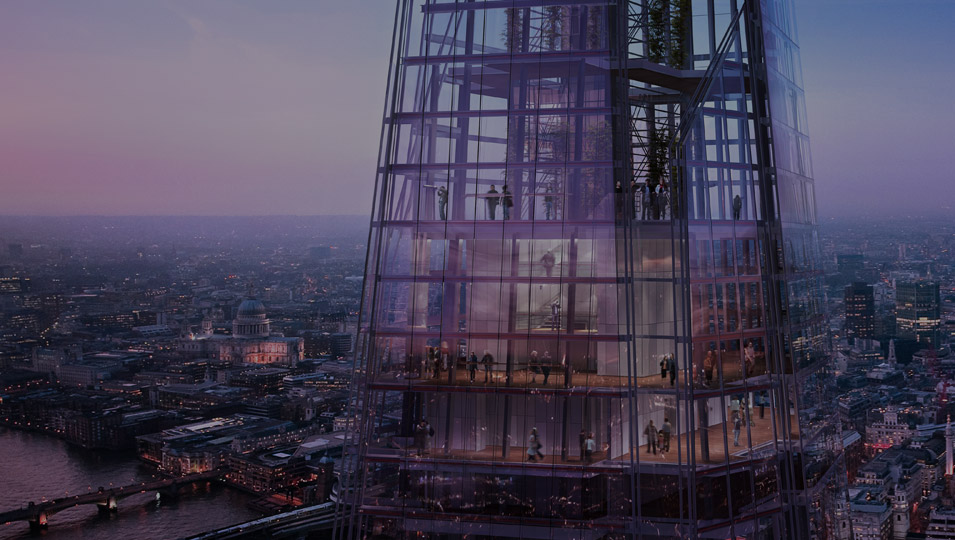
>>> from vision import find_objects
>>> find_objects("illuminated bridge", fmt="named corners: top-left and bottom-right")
top-left (0, 468), bottom-right (224, 531)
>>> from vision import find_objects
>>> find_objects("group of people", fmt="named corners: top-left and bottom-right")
top-left (643, 418), bottom-right (673, 455)
top-left (465, 351), bottom-right (495, 383)
top-left (432, 347), bottom-right (578, 387)
top-left (434, 183), bottom-right (565, 222)
top-left (485, 185), bottom-right (513, 220)
top-left (435, 184), bottom-right (516, 221)
top-left (697, 340), bottom-right (761, 388)
top-left (424, 347), bottom-right (497, 383)
top-left (527, 427), bottom-right (600, 464)
top-left (658, 353), bottom-right (677, 386)
top-left (527, 350), bottom-right (553, 384)
top-left (636, 181), bottom-right (669, 220)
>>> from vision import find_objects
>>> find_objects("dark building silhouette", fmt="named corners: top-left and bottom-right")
top-left (837, 254), bottom-right (865, 283)
top-left (846, 282), bottom-right (876, 343)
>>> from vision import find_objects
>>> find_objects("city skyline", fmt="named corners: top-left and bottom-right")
top-left (1, 1), bottom-right (953, 218)
top-left (0, 2), bottom-right (953, 538)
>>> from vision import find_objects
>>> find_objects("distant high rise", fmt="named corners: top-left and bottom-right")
top-left (896, 280), bottom-right (941, 347)
top-left (837, 254), bottom-right (865, 283)
top-left (845, 282), bottom-right (876, 343)
top-left (339, 1), bottom-right (848, 539)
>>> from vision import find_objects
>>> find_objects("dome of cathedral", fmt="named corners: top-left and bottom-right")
top-left (236, 298), bottom-right (267, 319)
top-left (233, 296), bottom-right (270, 338)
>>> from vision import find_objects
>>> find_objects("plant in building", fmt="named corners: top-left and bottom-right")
top-left (587, 6), bottom-right (604, 50)
top-left (646, 0), bottom-right (668, 63)
top-left (647, 128), bottom-right (671, 189)
top-left (503, 8), bottom-right (523, 52)
top-left (543, 6), bottom-right (563, 51)
top-left (646, 0), bottom-right (691, 67)
top-left (668, 0), bottom-right (691, 68)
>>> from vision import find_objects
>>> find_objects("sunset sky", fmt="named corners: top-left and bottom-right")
top-left (1, 1), bottom-right (952, 218)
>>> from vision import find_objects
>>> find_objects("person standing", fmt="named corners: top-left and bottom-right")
top-left (644, 420), bottom-right (658, 455)
top-left (424, 419), bottom-right (433, 453)
top-left (527, 427), bottom-right (544, 462)
top-left (614, 180), bottom-right (624, 217)
top-left (437, 185), bottom-right (449, 220)
top-left (732, 412), bottom-right (743, 447)
top-left (667, 354), bottom-right (677, 387)
top-left (416, 419), bottom-right (433, 455)
top-left (414, 421), bottom-right (426, 455)
top-left (733, 194), bottom-right (742, 220)
top-left (481, 350), bottom-right (494, 383)
top-left (585, 432), bottom-right (597, 463)
top-left (758, 390), bottom-right (768, 419)
top-left (661, 417), bottom-right (672, 452)
top-left (486, 185), bottom-right (499, 220)
top-left (743, 340), bottom-right (756, 378)
top-left (468, 351), bottom-right (478, 383)
top-left (432, 351), bottom-right (441, 379)
top-left (730, 396), bottom-right (741, 421)
top-left (529, 350), bottom-right (540, 384)
top-left (551, 300), bottom-right (560, 331)
top-left (501, 184), bottom-right (513, 220)
top-left (703, 349), bottom-right (715, 387)
top-left (541, 350), bottom-right (553, 385)
top-left (579, 429), bottom-right (588, 462)
top-left (540, 250), bottom-right (556, 278)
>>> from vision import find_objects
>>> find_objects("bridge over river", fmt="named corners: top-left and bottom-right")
top-left (0, 469), bottom-right (224, 531)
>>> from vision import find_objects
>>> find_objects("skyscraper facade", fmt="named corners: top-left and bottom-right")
top-left (338, 1), bottom-right (848, 539)
top-left (845, 282), bottom-right (876, 344)
top-left (896, 280), bottom-right (941, 347)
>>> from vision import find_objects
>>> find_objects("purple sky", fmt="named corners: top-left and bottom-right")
top-left (0, 1), bottom-right (952, 218)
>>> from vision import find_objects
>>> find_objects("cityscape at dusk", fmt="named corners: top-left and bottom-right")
top-left (0, 1), bottom-right (953, 540)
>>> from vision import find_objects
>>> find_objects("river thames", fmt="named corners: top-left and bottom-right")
top-left (0, 428), bottom-right (262, 539)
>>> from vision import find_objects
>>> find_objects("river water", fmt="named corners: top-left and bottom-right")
top-left (0, 428), bottom-right (263, 540)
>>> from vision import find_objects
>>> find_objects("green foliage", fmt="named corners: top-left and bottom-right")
top-left (646, 0), bottom-right (668, 63)
top-left (646, 0), bottom-right (691, 67)
top-left (544, 6), bottom-right (563, 51)
top-left (668, 0), bottom-right (691, 68)
top-left (587, 6), bottom-right (603, 50)
top-left (647, 128), bottom-right (671, 188)
top-left (503, 8), bottom-right (523, 52)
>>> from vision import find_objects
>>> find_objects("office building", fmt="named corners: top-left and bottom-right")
top-left (846, 282), bottom-right (876, 343)
top-left (339, 1), bottom-right (848, 538)
top-left (896, 280), bottom-right (941, 347)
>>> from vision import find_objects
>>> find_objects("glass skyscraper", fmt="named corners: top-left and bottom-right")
top-left (337, 1), bottom-right (849, 538)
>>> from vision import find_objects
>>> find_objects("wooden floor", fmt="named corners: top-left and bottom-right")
top-left (402, 411), bottom-right (796, 468)
top-left (619, 412), bottom-right (796, 466)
